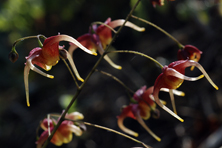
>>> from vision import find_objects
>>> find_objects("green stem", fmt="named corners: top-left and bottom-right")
top-left (131, 15), bottom-right (184, 49)
top-left (42, 0), bottom-right (141, 147)
top-left (12, 35), bottom-right (46, 47)
top-left (95, 69), bottom-right (135, 94)
top-left (83, 122), bottom-right (151, 148)
top-left (106, 50), bottom-right (164, 69)
top-left (91, 21), bottom-right (117, 33)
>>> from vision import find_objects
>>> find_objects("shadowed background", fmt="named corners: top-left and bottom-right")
top-left (1, 0), bottom-right (222, 148)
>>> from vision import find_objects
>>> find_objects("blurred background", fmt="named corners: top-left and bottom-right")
top-left (1, 0), bottom-right (222, 148)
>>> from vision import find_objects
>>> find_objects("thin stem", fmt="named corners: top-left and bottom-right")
top-left (131, 15), bottom-right (184, 49)
top-left (95, 69), bottom-right (135, 94)
top-left (62, 59), bottom-right (80, 89)
top-left (42, 0), bottom-right (141, 147)
top-left (91, 21), bottom-right (117, 33)
top-left (106, 50), bottom-right (164, 69)
top-left (83, 122), bottom-right (151, 148)
top-left (12, 35), bottom-right (46, 47)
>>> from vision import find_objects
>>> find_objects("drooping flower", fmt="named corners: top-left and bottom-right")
top-left (10, 34), bottom-right (97, 106)
top-left (117, 86), bottom-right (161, 141)
top-left (36, 112), bottom-right (85, 148)
top-left (177, 45), bottom-right (203, 70)
top-left (117, 85), bottom-right (185, 141)
top-left (153, 60), bottom-right (218, 122)
top-left (68, 17), bottom-right (145, 70)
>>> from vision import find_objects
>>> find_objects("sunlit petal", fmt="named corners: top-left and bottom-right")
top-left (24, 64), bottom-right (30, 107)
top-left (68, 124), bottom-right (83, 136)
top-left (169, 89), bottom-right (177, 114)
top-left (97, 43), bottom-right (122, 69)
top-left (166, 67), bottom-right (204, 81)
top-left (26, 55), bottom-right (54, 79)
top-left (54, 34), bottom-right (97, 56)
top-left (187, 60), bottom-right (219, 90)
top-left (160, 88), bottom-right (185, 96)
top-left (135, 110), bottom-right (161, 141)
top-left (65, 112), bottom-right (84, 120)
top-left (117, 116), bottom-right (139, 137)
top-left (64, 49), bottom-right (84, 82)
top-left (109, 20), bottom-right (145, 32)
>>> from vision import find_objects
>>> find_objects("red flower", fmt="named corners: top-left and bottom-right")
top-left (117, 86), bottom-right (161, 141)
top-left (68, 18), bottom-right (145, 69)
top-left (153, 60), bottom-right (218, 122)
top-left (177, 45), bottom-right (203, 70)
top-left (24, 34), bottom-right (97, 106)
top-left (36, 112), bottom-right (84, 148)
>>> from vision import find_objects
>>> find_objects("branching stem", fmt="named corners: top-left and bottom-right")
top-left (42, 0), bottom-right (141, 147)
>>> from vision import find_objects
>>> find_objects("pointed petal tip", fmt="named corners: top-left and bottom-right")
top-left (117, 66), bottom-right (122, 70)
top-left (93, 52), bottom-right (97, 56)
top-left (27, 102), bottom-right (30, 107)
top-left (215, 85), bottom-right (219, 90)
top-left (48, 75), bottom-right (54, 79)
top-left (134, 133), bottom-right (139, 137)
top-left (180, 119), bottom-right (184, 122)
top-left (157, 137), bottom-right (161, 142)
top-left (78, 78), bottom-right (84, 82)
top-left (199, 74), bottom-right (204, 79)
top-left (140, 27), bottom-right (146, 32)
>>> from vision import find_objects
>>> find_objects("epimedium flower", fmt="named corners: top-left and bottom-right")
top-left (117, 86), bottom-right (161, 141)
top-left (153, 60), bottom-right (218, 122)
top-left (68, 17), bottom-right (145, 70)
top-left (9, 34), bottom-right (97, 106)
top-left (36, 112), bottom-right (85, 148)
top-left (177, 45), bottom-right (203, 71)
top-left (117, 85), bottom-right (185, 141)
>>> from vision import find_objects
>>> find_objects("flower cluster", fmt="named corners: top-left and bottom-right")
top-left (68, 18), bottom-right (145, 70)
top-left (153, 60), bottom-right (218, 121)
top-left (117, 86), bottom-right (161, 141)
top-left (8, 0), bottom-right (219, 147)
top-left (36, 112), bottom-right (85, 148)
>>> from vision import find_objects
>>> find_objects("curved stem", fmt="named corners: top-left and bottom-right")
top-left (95, 69), bottom-right (135, 94)
top-left (106, 50), bottom-right (164, 69)
top-left (131, 15), bottom-right (184, 49)
top-left (91, 21), bottom-right (117, 33)
top-left (12, 35), bottom-right (46, 47)
top-left (83, 122), bottom-right (151, 148)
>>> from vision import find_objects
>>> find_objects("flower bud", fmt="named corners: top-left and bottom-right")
top-left (8, 51), bottom-right (19, 63)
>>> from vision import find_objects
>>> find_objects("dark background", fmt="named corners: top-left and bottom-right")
top-left (1, 0), bottom-right (222, 148)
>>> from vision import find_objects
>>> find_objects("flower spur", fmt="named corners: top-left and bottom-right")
top-left (9, 34), bottom-right (97, 106)
top-left (153, 60), bottom-right (218, 122)
top-left (68, 17), bottom-right (145, 70)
